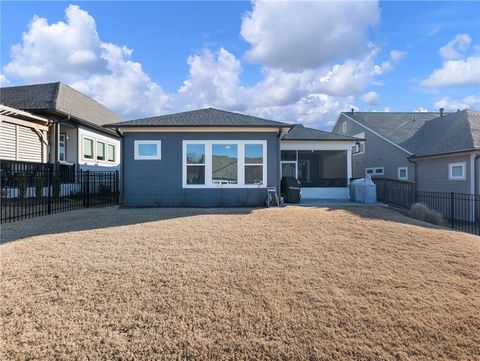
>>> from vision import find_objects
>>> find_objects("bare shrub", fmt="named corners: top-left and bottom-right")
top-left (410, 202), bottom-right (443, 225)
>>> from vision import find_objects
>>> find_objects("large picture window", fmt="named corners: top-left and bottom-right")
top-left (183, 141), bottom-right (266, 188)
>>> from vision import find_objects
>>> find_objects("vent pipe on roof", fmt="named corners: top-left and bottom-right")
top-left (351, 108), bottom-right (354, 115)
top-left (439, 107), bottom-right (444, 117)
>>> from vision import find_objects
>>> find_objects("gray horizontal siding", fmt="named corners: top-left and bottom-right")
top-left (415, 154), bottom-right (472, 194)
top-left (122, 132), bottom-right (280, 207)
top-left (333, 114), bottom-right (414, 181)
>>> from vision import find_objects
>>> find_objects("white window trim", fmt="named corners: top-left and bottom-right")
top-left (82, 136), bottom-right (95, 161)
top-left (342, 121), bottom-right (347, 133)
top-left (134, 140), bottom-right (162, 160)
top-left (96, 140), bottom-right (106, 161)
top-left (397, 166), bottom-right (408, 180)
top-left (107, 143), bottom-right (116, 162)
top-left (353, 132), bottom-right (365, 156)
top-left (182, 140), bottom-right (267, 189)
top-left (448, 162), bottom-right (466, 180)
top-left (365, 167), bottom-right (384, 176)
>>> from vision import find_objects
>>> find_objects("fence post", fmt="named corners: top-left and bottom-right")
top-left (450, 192), bottom-right (455, 229)
top-left (115, 170), bottom-right (120, 205)
top-left (47, 165), bottom-right (52, 214)
top-left (86, 170), bottom-right (90, 208)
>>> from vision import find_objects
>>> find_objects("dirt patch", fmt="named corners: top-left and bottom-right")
top-left (1, 206), bottom-right (479, 360)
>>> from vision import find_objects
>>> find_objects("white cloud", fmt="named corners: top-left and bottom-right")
top-left (414, 107), bottom-right (429, 112)
top-left (361, 91), bottom-right (380, 105)
top-left (439, 34), bottom-right (471, 60)
top-left (420, 34), bottom-right (480, 88)
top-left (2, 3), bottom-right (403, 129)
top-left (434, 95), bottom-right (480, 111)
top-left (0, 74), bottom-right (9, 86)
top-left (4, 5), bottom-right (169, 119)
top-left (241, 0), bottom-right (379, 70)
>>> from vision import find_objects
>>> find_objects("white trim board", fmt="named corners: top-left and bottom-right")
top-left (120, 127), bottom-right (284, 133)
top-left (333, 113), bottom-right (413, 156)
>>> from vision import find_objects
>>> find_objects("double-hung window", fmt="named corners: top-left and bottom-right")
top-left (186, 144), bottom-right (206, 185)
top-left (107, 144), bottom-right (116, 162)
top-left (97, 141), bottom-right (106, 161)
top-left (183, 141), bottom-right (266, 188)
top-left (244, 144), bottom-right (264, 185)
top-left (83, 137), bottom-right (94, 160)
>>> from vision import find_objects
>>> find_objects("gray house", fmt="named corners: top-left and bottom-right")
top-left (105, 108), bottom-right (360, 206)
top-left (332, 109), bottom-right (480, 195)
top-left (1, 82), bottom-right (122, 171)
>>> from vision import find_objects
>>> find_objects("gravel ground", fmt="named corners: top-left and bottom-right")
top-left (1, 206), bottom-right (479, 360)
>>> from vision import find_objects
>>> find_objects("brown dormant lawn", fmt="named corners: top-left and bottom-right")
top-left (1, 206), bottom-right (479, 360)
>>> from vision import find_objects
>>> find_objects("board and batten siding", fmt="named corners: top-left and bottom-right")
top-left (415, 154), bottom-right (473, 194)
top-left (333, 114), bottom-right (415, 181)
top-left (0, 120), bottom-right (44, 162)
top-left (122, 131), bottom-right (280, 207)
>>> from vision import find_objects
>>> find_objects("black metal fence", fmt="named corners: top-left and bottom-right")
top-left (1, 168), bottom-right (119, 223)
top-left (374, 178), bottom-right (480, 236)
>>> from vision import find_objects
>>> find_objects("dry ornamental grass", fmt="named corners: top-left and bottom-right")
top-left (1, 206), bottom-right (479, 360)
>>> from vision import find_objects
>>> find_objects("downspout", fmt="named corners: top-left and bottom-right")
top-left (408, 157), bottom-right (418, 201)
top-left (115, 128), bottom-right (124, 205)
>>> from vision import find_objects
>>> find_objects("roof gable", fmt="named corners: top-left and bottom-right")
top-left (403, 110), bottom-right (480, 157)
top-left (343, 111), bottom-right (443, 146)
top-left (0, 82), bottom-right (123, 127)
top-left (105, 108), bottom-right (290, 128)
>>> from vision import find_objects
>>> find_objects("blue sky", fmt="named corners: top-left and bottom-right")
top-left (1, 1), bottom-right (479, 129)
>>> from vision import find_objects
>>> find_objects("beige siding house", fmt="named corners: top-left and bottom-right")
top-left (0, 82), bottom-right (122, 171)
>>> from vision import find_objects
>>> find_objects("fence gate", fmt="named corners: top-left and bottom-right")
top-left (1, 164), bottom-right (119, 223)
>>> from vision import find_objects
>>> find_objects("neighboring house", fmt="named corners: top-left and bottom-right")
top-left (332, 109), bottom-right (480, 195)
top-left (104, 108), bottom-right (361, 206)
top-left (0, 82), bottom-right (122, 171)
top-left (0, 104), bottom-right (50, 163)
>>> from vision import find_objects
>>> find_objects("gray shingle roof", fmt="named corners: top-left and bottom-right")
top-left (104, 108), bottom-right (291, 128)
top-left (402, 110), bottom-right (480, 157)
top-left (343, 111), bottom-right (443, 146)
top-left (282, 124), bottom-right (363, 141)
top-left (0, 82), bottom-right (123, 128)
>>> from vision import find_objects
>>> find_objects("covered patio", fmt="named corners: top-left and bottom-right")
top-left (281, 124), bottom-right (364, 199)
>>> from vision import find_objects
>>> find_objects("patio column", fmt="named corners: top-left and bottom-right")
top-left (347, 148), bottom-right (352, 185)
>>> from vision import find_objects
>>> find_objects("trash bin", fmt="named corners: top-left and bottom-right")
top-left (353, 175), bottom-right (377, 204)
top-left (281, 176), bottom-right (301, 203)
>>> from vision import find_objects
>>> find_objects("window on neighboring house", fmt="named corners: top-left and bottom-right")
top-left (183, 141), bottom-right (266, 188)
top-left (59, 133), bottom-right (66, 161)
top-left (244, 144), bottom-right (264, 185)
top-left (97, 141), bottom-right (106, 161)
top-left (342, 121), bottom-right (347, 133)
top-left (107, 144), bottom-right (116, 162)
top-left (449, 162), bottom-right (466, 180)
top-left (398, 167), bottom-right (408, 180)
top-left (83, 137), bottom-right (94, 159)
top-left (186, 144), bottom-right (205, 185)
top-left (366, 167), bottom-right (384, 176)
top-left (353, 132), bottom-right (365, 155)
top-left (134, 140), bottom-right (162, 160)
